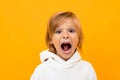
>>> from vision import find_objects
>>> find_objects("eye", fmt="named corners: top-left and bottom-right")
top-left (55, 30), bottom-right (61, 34)
top-left (69, 29), bottom-right (75, 33)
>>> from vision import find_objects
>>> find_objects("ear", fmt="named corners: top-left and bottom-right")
top-left (50, 40), bottom-right (53, 44)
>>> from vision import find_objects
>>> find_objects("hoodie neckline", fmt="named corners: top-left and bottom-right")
top-left (40, 50), bottom-right (82, 68)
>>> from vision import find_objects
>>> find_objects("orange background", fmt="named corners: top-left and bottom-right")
top-left (0, 0), bottom-right (120, 80)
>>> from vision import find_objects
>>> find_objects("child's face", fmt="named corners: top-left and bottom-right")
top-left (51, 19), bottom-right (79, 61)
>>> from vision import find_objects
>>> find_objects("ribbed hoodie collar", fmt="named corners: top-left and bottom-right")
top-left (40, 50), bottom-right (82, 69)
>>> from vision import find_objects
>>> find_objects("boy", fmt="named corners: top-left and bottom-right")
top-left (30, 11), bottom-right (97, 80)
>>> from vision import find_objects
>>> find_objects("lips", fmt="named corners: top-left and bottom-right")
top-left (61, 42), bottom-right (72, 52)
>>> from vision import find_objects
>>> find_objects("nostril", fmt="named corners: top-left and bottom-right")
top-left (62, 33), bottom-right (69, 39)
top-left (63, 36), bottom-right (69, 39)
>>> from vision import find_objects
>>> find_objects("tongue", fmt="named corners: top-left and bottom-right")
top-left (63, 45), bottom-right (69, 51)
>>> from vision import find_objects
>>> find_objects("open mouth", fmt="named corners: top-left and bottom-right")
top-left (61, 43), bottom-right (72, 51)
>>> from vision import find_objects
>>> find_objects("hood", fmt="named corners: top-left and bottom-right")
top-left (40, 50), bottom-right (82, 69)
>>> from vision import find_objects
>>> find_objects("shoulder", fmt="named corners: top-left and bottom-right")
top-left (33, 61), bottom-right (48, 73)
top-left (78, 60), bottom-right (97, 79)
top-left (30, 62), bottom-right (48, 80)
top-left (79, 60), bottom-right (93, 66)
top-left (31, 50), bottom-right (51, 75)
top-left (80, 60), bottom-right (97, 77)
top-left (78, 60), bottom-right (95, 71)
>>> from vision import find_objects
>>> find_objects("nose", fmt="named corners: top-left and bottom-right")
top-left (62, 32), bottom-right (69, 39)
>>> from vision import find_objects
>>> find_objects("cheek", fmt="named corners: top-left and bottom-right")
top-left (51, 36), bottom-right (59, 45)
top-left (72, 35), bottom-right (79, 45)
top-left (75, 37), bottom-right (79, 44)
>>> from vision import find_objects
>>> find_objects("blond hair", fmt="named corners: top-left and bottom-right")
top-left (45, 11), bottom-right (84, 53)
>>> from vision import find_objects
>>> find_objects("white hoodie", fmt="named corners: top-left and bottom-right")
top-left (30, 50), bottom-right (97, 80)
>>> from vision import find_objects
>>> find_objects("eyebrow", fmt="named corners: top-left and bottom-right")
top-left (55, 27), bottom-right (76, 31)
top-left (55, 28), bottom-right (61, 30)
top-left (68, 27), bottom-right (76, 29)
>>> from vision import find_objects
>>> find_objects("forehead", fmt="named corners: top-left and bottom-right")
top-left (50, 16), bottom-right (80, 35)
top-left (50, 17), bottom-right (80, 37)
top-left (56, 19), bottom-right (76, 29)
